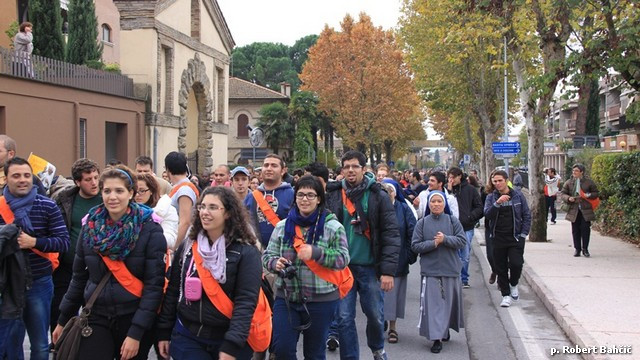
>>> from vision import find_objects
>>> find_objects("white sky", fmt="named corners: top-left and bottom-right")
top-left (217, 0), bottom-right (404, 47)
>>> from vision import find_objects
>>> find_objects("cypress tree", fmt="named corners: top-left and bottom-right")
top-left (66, 0), bottom-right (102, 65)
top-left (586, 78), bottom-right (601, 137)
top-left (28, 0), bottom-right (65, 60)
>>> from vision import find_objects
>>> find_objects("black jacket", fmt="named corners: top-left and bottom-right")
top-left (55, 186), bottom-right (79, 231)
top-left (325, 180), bottom-right (400, 277)
top-left (0, 224), bottom-right (32, 319)
top-left (157, 240), bottom-right (262, 358)
top-left (58, 219), bottom-right (167, 341)
top-left (450, 178), bottom-right (484, 231)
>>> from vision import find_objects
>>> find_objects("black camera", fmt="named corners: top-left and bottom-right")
top-left (277, 262), bottom-right (297, 279)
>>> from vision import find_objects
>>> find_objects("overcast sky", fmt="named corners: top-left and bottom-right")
top-left (217, 0), bottom-right (404, 47)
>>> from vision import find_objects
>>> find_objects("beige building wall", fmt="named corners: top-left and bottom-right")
top-left (199, 3), bottom-right (226, 51)
top-left (96, 0), bottom-right (120, 64)
top-left (115, 0), bottom-right (233, 175)
top-left (119, 29), bottom-right (158, 88)
top-left (155, 1), bottom-right (191, 36)
top-left (0, 2), bottom-right (18, 49)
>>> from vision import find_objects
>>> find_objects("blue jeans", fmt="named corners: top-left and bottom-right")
top-left (4, 276), bottom-right (53, 360)
top-left (272, 297), bottom-right (339, 360)
top-left (170, 322), bottom-right (253, 360)
top-left (336, 265), bottom-right (385, 360)
top-left (459, 230), bottom-right (474, 283)
top-left (0, 318), bottom-right (25, 359)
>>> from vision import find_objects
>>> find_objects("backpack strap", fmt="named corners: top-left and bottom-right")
top-left (191, 242), bottom-right (233, 316)
top-left (252, 190), bottom-right (280, 227)
top-left (293, 226), bottom-right (353, 298)
top-left (191, 241), bottom-right (272, 352)
top-left (168, 181), bottom-right (200, 199)
top-left (101, 256), bottom-right (143, 298)
top-left (341, 189), bottom-right (370, 240)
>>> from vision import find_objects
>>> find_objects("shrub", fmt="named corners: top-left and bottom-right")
top-left (103, 63), bottom-right (121, 73)
top-left (591, 151), bottom-right (640, 243)
top-left (4, 21), bottom-right (18, 48)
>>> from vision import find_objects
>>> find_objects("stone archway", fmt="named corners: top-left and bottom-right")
top-left (178, 53), bottom-right (213, 175)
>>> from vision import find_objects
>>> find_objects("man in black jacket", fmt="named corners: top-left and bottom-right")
top-left (447, 167), bottom-right (483, 288)
top-left (51, 158), bottom-right (102, 334)
top-left (325, 151), bottom-right (400, 360)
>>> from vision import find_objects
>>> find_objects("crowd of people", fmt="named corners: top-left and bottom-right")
top-left (0, 131), bottom-right (602, 359)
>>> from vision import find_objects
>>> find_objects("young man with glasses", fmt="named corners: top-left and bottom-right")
top-left (324, 151), bottom-right (400, 360)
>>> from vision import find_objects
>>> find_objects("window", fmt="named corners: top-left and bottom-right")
top-left (101, 24), bottom-right (111, 43)
top-left (237, 114), bottom-right (249, 137)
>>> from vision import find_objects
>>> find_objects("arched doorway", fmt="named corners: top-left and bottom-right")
top-left (178, 53), bottom-right (213, 176)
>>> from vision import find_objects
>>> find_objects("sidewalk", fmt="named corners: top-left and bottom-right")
top-left (476, 215), bottom-right (639, 360)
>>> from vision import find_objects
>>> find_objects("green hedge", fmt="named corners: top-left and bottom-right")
top-left (591, 151), bottom-right (640, 243)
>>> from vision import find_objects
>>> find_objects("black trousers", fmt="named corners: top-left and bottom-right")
top-left (484, 223), bottom-right (495, 273)
top-left (50, 266), bottom-right (73, 335)
top-left (492, 235), bottom-right (525, 297)
top-left (545, 195), bottom-right (557, 222)
top-left (77, 312), bottom-right (155, 360)
top-left (571, 210), bottom-right (591, 251)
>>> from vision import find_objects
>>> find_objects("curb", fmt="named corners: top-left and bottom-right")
top-left (473, 231), bottom-right (610, 360)
top-left (521, 264), bottom-right (609, 360)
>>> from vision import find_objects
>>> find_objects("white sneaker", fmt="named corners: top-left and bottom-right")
top-left (510, 284), bottom-right (519, 301)
top-left (500, 295), bottom-right (512, 307)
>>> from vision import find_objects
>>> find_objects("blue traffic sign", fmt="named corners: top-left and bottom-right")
top-left (492, 142), bottom-right (521, 154)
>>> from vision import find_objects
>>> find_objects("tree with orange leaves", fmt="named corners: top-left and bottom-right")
top-left (300, 13), bottom-right (424, 164)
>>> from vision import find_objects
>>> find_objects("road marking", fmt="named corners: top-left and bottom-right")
top-left (508, 300), bottom-right (550, 359)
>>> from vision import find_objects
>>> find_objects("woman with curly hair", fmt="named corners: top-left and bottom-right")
top-left (52, 165), bottom-right (167, 360)
top-left (157, 186), bottom-right (262, 360)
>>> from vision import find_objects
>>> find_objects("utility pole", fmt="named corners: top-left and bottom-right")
top-left (503, 36), bottom-right (510, 176)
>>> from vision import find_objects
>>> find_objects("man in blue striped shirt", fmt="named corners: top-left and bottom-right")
top-left (0, 157), bottom-right (69, 360)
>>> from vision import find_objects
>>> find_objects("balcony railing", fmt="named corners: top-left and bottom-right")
top-left (0, 47), bottom-right (134, 98)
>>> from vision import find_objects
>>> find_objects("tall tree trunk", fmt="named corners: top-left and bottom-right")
top-left (329, 126), bottom-right (334, 153)
top-left (384, 140), bottom-right (393, 164)
top-left (311, 124), bottom-right (319, 154)
top-left (507, 0), bottom-right (571, 242)
top-left (575, 80), bottom-right (591, 135)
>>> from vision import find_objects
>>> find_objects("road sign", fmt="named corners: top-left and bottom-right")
top-left (492, 142), bottom-right (521, 154)
top-left (463, 154), bottom-right (471, 164)
top-left (249, 128), bottom-right (264, 147)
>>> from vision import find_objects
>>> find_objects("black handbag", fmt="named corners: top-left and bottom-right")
top-left (53, 272), bottom-right (111, 360)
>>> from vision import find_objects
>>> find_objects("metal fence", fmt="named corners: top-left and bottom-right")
top-left (0, 47), bottom-right (134, 98)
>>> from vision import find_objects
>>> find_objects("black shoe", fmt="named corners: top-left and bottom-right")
top-left (583, 249), bottom-right (590, 257)
top-left (431, 340), bottom-right (443, 353)
top-left (326, 336), bottom-right (339, 351)
top-left (574, 250), bottom-right (581, 257)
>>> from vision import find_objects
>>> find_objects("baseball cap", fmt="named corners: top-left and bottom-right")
top-left (231, 166), bottom-right (251, 178)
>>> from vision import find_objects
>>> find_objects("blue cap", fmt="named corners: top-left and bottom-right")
top-left (231, 166), bottom-right (251, 178)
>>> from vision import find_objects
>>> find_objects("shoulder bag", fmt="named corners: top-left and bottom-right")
top-left (53, 272), bottom-right (111, 360)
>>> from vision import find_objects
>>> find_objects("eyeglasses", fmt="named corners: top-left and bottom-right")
top-left (196, 204), bottom-right (225, 212)
top-left (343, 165), bottom-right (362, 170)
top-left (296, 192), bottom-right (317, 200)
top-left (137, 188), bottom-right (150, 194)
